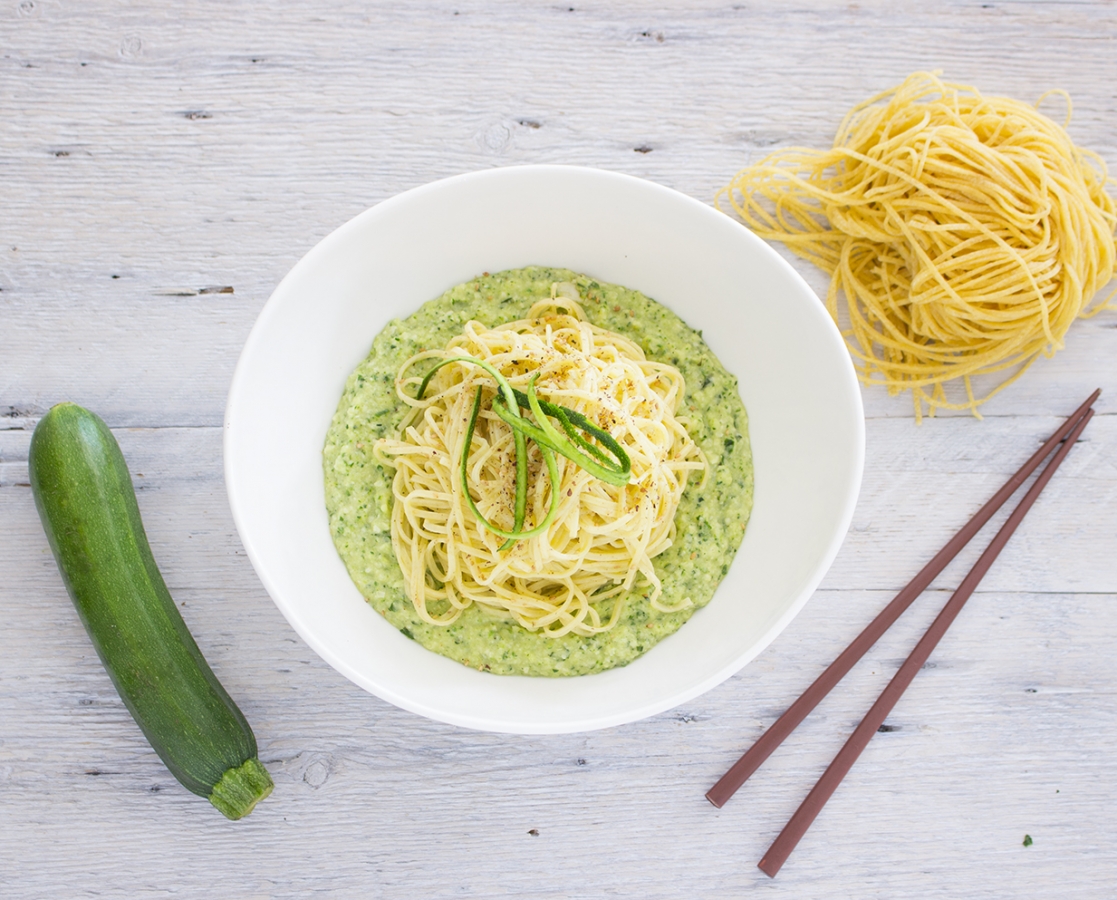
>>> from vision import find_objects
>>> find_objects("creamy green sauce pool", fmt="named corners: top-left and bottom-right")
top-left (323, 267), bottom-right (753, 676)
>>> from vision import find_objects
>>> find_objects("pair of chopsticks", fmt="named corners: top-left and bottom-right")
top-left (707, 389), bottom-right (1100, 877)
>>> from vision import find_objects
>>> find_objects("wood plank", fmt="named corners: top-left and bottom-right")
top-left (3, 587), bottom-right (1114, 895)
top-left (5, 412), bottom-right (1113, 594)
top-left (4, 1), bottom-right (1117, 895)
top-left (3, 2), bottom-right (1115, 426)
top-left (2, 422), bottom-right (1114, 893)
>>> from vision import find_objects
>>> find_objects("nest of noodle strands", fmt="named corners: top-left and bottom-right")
top-left (718, 72), bottom-right (1117, 421)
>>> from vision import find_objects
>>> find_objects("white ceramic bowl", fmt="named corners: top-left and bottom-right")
top-left (225, 165), bottom-right (864, 734)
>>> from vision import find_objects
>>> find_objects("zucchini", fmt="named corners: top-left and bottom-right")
top-left (29, 402), bottom-right (273, 819)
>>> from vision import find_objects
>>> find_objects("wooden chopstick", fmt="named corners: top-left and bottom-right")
top-left (706, 389), bottom-right (1100, 810)
top-left (757, 405), bottom-right (1096, 877)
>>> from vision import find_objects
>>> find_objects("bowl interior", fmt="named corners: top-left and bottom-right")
top-left (225, 165), bottom-right (864, 733)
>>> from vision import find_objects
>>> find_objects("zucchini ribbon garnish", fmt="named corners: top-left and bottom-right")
top-left (413, 356), bottom-right (632, 548)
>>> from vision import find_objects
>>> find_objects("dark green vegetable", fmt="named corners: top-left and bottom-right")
top-left (510, 387), bottom-right (630, 474)
top-left (496, 377), bottom-right (630, 486)
top-left (29, 403), bottom-right (272, 819)
top-left (412, 355), bottom-right (631, 547)
top-left (416, 355), bottom-right (531, 544)
top-left (460, 385), bottom-right (561, 541)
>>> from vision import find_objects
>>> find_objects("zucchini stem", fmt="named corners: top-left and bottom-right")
top-left (208, 757), bottom-right (275, 820)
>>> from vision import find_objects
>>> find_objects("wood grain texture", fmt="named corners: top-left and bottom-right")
top-left (2, 1), bottom-right (1116, 897)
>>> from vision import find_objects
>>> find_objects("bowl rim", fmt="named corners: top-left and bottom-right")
top-left (224, 164), bottom-right (865, 733)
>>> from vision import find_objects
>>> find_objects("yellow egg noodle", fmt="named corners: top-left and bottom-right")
top-left (373, 288), bottom-right (708, 638)
top-left (718, 72), bottom-right (1117, 420)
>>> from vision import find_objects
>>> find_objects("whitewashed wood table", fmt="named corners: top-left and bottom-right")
top-left (3, 2), bottom-right (1116, 897)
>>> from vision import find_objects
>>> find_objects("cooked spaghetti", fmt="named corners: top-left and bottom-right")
top-left (373, 288), bottom-right (707, 638)
top-left (718, 71), bottom-right (1117, 420)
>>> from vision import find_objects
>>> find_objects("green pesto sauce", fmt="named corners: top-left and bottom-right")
top-left (323, 266), bottom-right (753, 676)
